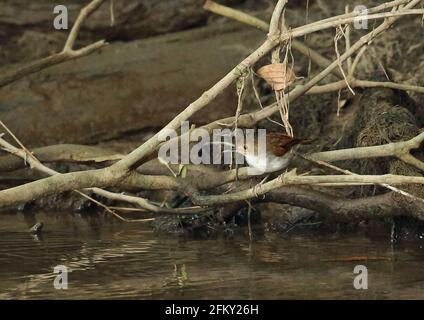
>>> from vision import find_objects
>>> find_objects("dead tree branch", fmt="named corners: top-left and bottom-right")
top-left (204, 0), bottom-right (343, 78)
top-left (192, 169), bottom-right (424, 206)
top-left (308, 131), bottom-right (424, 172)
top-left (0, 136), bottom-right (206, 216)
top-left (266, 187), bottom-right (424, 221)
top-left (305, 78), bottom-right (424, 95)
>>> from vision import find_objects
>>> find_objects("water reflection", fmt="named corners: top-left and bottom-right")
top-left (0, 211), bottom-right (424, 299)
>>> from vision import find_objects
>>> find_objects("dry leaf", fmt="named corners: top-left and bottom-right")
top-left (257, 63), bottom-right (296, 91)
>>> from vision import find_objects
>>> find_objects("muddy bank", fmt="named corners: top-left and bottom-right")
top-left (0, 0), bottom-right (248, 65)
top-left (0, 23), bottom-right (264, 147)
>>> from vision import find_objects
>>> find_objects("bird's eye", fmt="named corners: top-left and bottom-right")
top-left (243, 145), bottom-right (247, 150)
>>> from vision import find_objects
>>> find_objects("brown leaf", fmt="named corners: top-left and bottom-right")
top-left (257, 63), bottom-right (296, 91)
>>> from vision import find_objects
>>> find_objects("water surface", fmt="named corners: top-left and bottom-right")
top-left (0, 212), bottom-right (424, 299)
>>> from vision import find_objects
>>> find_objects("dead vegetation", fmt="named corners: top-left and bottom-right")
top-left (0, 0), bottom-right (424, 232)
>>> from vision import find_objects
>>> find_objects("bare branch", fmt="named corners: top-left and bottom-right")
top-left (63, 0), bottom-right (107, 51)
top-left (0, 137), bottom-right (203, 216)
top-left (305, 79), bottom-right (424, 95)
top-left (0, 0), bottom-right (423, 220)
top-left (113, 1), bottom-right (424, 172)
top-left (192, 170), bottom-right (424, 206)
top-left (0, 0), bottom-right (108, 88)
top-left (204, 0), bottom-right (342, 77)
top-left (308, 131), bottom-right (424, 172)
top-left (266, 187), bottom-right (424, 221)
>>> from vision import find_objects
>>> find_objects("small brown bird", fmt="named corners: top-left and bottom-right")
top-left (236, 132), bottom-right (312, 174)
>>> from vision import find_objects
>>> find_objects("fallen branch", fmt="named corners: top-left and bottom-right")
top-left (308, 131), bottom-right (424, 171)
top-left (305, 78), bottom-right (424, 95)
top-left (0, 136), bottom-right (205, 216)
top-left (0, 0), bottom-right (423, 222)
top-left (305, 157), bottom-right (424, 204)
top-left (266, 187), bottom-right (424, 221)
top-left (167, 0), bottom-right (423, 151)
top-left (0, 144), bottom-right (124, 172)
top-left (0, 108), bottom-right (422, 206)
top-left (112, 1), bottom-right (424, 172)
top-left (0, 124), bottom-right (422, 208)
top-left (192, 169), bottom-right (424, 206)
top-left (204, 0), bottom-right (343, 78)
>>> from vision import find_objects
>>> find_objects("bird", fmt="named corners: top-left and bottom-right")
top-left (236, 132), bottom-right (312, 174)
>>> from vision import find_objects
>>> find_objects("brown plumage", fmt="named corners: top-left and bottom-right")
top-left (266, 133), bottom-right (313, 157)
top-left (236, 132), bottom-right (314, 174)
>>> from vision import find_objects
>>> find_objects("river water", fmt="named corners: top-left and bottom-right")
top-left (1, 211), bottom-right (424, 299)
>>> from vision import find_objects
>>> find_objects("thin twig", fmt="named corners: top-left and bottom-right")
top-left (305, 79), bottom-right (424, 95)
top-left (334, 25), bottom-right (355, 95)
top-left (308, 131), bottom-right (424, 172)
top-left (0, 0), bottom-right (422, 213)
top-left (345, 5), bottom-right (353, 74)
top-left (305, 157), bottom-right (424, 204)
top-left (192, 170), bottom-right (424, 206)
top-left (0, 136), bottom-right (206, 219)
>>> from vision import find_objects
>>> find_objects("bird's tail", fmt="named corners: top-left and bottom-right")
top-left (285, 137), bottom-right (315, 149)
